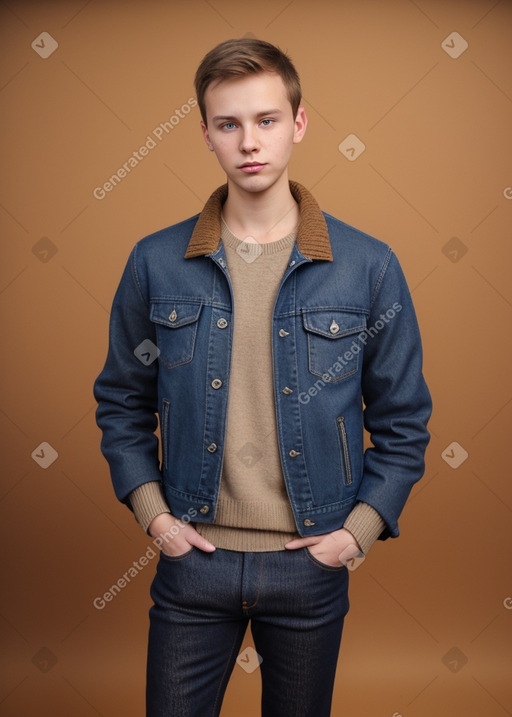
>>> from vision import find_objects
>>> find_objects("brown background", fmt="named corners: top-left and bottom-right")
top-left (1, 0), bottom-right (511, 715)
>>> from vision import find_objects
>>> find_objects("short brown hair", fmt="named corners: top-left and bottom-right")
top-left (194, 38), bottom-right (302, 124)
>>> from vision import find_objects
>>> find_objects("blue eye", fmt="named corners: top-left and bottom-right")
top-left (223, 122), bottom-right (236, 130)
top-left (261, 119), bottom-right (273, 126)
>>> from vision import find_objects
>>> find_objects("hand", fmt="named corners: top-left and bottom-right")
top-left (285, 527), bottom-right (361, 567)
top-left (148, 512), bottom-right (216, 557)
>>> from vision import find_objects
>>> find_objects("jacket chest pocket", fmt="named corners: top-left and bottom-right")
top-left (150, 301), bottom-right (203, 369)
top-left (302, 309), bottom-right (366, 382)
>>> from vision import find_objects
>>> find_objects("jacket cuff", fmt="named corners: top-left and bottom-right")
top-left (343, 502), bottom-right (386, 556)
top-left (129, 481), bottom-right (171, 534)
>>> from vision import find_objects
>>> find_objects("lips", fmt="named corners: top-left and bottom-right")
top-left (239, 162), bottom-right (266, 173)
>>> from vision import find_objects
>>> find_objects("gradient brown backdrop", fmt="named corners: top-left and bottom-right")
top-left (1, 1), bottom-right (511, 715)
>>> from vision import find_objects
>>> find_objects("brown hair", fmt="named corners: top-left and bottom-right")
top-left (194, 38), bottom-right (302, 124)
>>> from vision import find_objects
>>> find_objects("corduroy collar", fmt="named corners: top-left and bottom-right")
top-left (184, 180), bottom-right (333, 261)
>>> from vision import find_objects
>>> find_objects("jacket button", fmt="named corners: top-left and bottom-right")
top-left (289, 449), bottom-right (302, 458)
top-left (303, 518), bottom-right (316, 527)
top-left (282, 386), bottom-right (293, 394)
top-left (217, 317), bottom-right (228, 329)
top-left (211, 378), bottom-right (223, 389)
top-left (169, 309), bottom-right (177, 322)
top-left (207, 442), bottom-right (217, 453)
top-left (199, 505), bottom-right (210, 514)
top-left (279, 328), bottom-right (290, 337)
top-left (329, 319), bottom-right (340, 334)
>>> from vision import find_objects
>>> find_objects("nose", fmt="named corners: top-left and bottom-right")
top-left (240, 125), bottom-right (259, 153)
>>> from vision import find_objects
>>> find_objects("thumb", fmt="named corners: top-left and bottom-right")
top-left (187, 528), bottom-right (216, 552)
top-left (284, 535), bottom-right (320, 550)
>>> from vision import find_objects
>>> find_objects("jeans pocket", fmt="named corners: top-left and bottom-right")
top-left (304, 547), bottom-right (346, 572)
top-left (159, 546), bottom-right (195, 562)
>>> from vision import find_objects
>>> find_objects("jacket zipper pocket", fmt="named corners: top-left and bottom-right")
top-left (161, 399), bottom-right (170, 470)
top-left (336, 416), bottom-right (352, 486)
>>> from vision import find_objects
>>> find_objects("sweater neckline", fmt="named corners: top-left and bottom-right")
top-left (220, 217), bottom-right (297, 256)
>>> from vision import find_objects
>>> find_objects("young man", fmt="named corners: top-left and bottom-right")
top-left (94, 38), bottom-right (432, 717)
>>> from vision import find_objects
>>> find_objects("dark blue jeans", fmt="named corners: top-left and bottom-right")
top-left (146, 546), bottom-right (350, 716)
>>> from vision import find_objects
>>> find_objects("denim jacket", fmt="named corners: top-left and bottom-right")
top-left (94, 181), bottom-right (432, 541)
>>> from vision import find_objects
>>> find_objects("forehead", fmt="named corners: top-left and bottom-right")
top-left (204, 71), bottom-right (291, 119)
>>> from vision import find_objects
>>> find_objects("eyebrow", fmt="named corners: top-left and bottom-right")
top-left (211, 109), bottom-right (283, 122)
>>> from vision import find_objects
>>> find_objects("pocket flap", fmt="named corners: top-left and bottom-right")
top-left (150, 301), bottom-right (202, 328)
top-left (302, 310), bottom-right (366, 339)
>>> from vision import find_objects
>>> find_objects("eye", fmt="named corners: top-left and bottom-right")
top-left (222, 122), bottom-right (237, 130)
top-left (260, 118), bottom-right (274, 126)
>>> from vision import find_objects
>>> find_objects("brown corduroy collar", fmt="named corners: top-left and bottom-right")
top-left (184, 180), bottom-right (333, 261)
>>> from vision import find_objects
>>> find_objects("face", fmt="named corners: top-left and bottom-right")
top-left (200, 71), bottom-right (307, 195)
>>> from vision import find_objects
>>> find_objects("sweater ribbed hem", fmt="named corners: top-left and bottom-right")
top-left (195, 497), bottom-right (300, 551)
top-left (209, 497), bottom-right (298, 532)
top-left (129, 481), bottom-right (170, 534)
top-left (343, 502), bottom-right (386, 555)
top-left (195, 523), bottom-right (300, 551)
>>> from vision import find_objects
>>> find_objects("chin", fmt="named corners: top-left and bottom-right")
top-left (230, 174), bottom-right (280, 194)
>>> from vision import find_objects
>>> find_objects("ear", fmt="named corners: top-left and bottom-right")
top-left (200, 121), bottom-right (215, 151)
top-left (292, 105), bottom-right (308, 145)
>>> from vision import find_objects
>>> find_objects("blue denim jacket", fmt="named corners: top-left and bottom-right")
top-left (94, 181), bottom-right (432, 541)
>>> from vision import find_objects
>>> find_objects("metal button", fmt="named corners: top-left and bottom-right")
top-left (199, 505), bottom-right (210, 514)
top-left (217, 317), bottom-right (228, 329)
top-left (169, 309), bottom-right (177, 322)
top-left (279, 328), bottom-right (290, 337)
top-left (282, 387), bottom-right (293, 395)
top-left (329, 319), bottom-right (340, 334)
top-left (211, 378), bottom-right (223, 389)
top-left (303, 518), bottom-right (316, 527)
top-left (289, 260), bottom-right (296, 267)
top-left (289, 449), bottom-right (302, 458)
top-left (207, 443), bottom-right (217, 453)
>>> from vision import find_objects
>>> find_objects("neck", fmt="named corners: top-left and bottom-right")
top-left (222, 173), bottom-right (299, 243)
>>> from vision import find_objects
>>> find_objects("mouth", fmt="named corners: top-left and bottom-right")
top-left (239, 162), bottom-right (267, 173)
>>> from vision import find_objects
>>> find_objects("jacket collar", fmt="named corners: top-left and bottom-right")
top-left (184, 180), bottom-right (333, 261)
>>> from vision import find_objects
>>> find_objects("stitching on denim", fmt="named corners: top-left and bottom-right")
top-left (211, 621), bottom-right (247, 716)
top-left (131, 242), bottom-right (149, 307)
top-left (369, 246), bottom-right (393, 309)
top-left (274, 271), bottom-right (316, 513)
top-left (300, 305), bottom-right (370, 316)
top-left (197, 264), bottom-right (224, 499)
